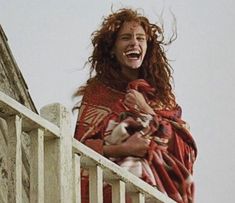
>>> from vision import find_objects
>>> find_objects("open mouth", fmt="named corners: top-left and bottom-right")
top-left (124, 50), bottom-right (141, 60)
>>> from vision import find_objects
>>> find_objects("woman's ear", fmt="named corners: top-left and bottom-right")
top-left (110, 50), bottom-right (115, 58)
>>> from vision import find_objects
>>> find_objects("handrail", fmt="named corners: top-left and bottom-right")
top-left (73, 140), bottom-right (176, 203)
top-left (0, 91), bottom-right (60, 137)
top-left (0, 91), bottom-right (176, 203)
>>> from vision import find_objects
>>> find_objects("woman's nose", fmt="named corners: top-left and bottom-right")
top-left (129, 37), bottom-right (138, 46)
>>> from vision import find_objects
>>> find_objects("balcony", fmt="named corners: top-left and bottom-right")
top-left (0, 91), bottom-right (175, 203)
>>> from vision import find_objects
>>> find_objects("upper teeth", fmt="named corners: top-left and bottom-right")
top-left (124, 50), bottom-right (140, 55)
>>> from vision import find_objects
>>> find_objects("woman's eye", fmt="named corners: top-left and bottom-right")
top-left (121, 36), bottom-right (130, 40)
top-left (137, 37), bottom-right (145, 41)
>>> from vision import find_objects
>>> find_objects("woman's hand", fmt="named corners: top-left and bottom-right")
top-left (103, 131), bottom-right (150, 158)
top-left (124, 89), bottom-right (155, 115)
top-left (121, 132), bottom-right (150, 157)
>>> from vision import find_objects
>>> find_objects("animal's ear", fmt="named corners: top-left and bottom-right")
top-left (107, 122), bottom-right (130, 145)
top-left (119, 112), bottom-right (134, 121)
top-left (122, 117), bottom-right (144, 135)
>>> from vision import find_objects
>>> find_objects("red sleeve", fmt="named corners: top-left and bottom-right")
top-left (74, 80), bottom-right (125, 154)
top-left (74, 101), bottom-right (110, 155)
top-left (84, 139), bottom-right (104, 155)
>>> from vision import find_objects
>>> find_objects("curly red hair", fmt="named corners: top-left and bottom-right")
top-left (76, 8), bottom-right (176, 108)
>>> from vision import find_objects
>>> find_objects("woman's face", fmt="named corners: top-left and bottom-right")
top-left (112, 21), bottom-right (147, 72)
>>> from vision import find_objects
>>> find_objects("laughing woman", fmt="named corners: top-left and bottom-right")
top-left (74, 8), bottom-right (197, 203)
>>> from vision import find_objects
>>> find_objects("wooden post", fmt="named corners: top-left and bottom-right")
top-left (7, 115), bottom-right (22, 203)
top-left (73, 153), bottom-right (81, 203)
top-left (89, 165), bottom-right (103, 203)
top-left (0, 117), bottom-right (8, 203)
top-left (29, 128), bottom-right (44, 203)
top-left (130, 192), bottom-right (145, 203)
top-left (40, 103), bottom-right (72, 203)
top-left (112, 180), bottom-right (125, 203)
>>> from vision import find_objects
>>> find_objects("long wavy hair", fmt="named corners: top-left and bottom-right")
top-left (75, 8), bottom-right (177, 108)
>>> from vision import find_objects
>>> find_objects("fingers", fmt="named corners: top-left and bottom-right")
top-left (146, 138), bottom-right (151, 145)
top-left (125, 91), bottom-right (136, 102)
top-left (124, 90), bottom-right (142, 108)
top-left (124, 94), bottom-right (136, 109)
top-left (124, 133), bottom-right (150, 157)
top-left (132, 132), bottom-right (151, 145)
top-left (125, 90), bottom-right (146, 105)
top-left (127, 89), bottom-right (136, 94)
top-left (136, 132), bottom-right (151, 146)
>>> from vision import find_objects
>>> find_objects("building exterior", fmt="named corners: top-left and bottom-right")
top-left (0, 25), bottom-right (36, 112)
top-left (0, 24), bottom-right (36, 203)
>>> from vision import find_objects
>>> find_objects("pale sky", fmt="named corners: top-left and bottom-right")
top-left (1, 0), bottom-right (235, 202)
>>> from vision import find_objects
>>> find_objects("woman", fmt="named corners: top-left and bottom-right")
top-left (74, 8), bottom-right (197, 203)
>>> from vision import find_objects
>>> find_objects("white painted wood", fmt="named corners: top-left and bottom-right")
top-left (130, 192), bottom-right (145, 203)
top-left (0, 91), bottom-right (177, 203)
top-left (7, 115), bottom-right (22, 203)
top-left (89, 165), bottom-right (103, 203)
top-left (43, 138), bottom-right (61, 202)
top-left (41, 103), bottom-right (73, 203)
top-left (73, 154), bottom-right (81, 203)
top-left (0, 193), bottom-right (5, 203)
top-left (0, 91), bottom-right (60, 137)
top-left (111, 180), bottom-right (125, 203)
top-left (0, 117), bottom-right (8, 203)
top-left (29, 128), bottom-right (44, 203)
top-left (73, 140), bottom-right (176, 203)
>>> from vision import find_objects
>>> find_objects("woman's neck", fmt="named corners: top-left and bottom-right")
top-left (121, 67), bottom-right (139, 81)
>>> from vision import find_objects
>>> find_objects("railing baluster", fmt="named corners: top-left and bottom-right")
top-left (73, 153), bottom-right (81, 203)
top-left (0, 92), bottom-right (176, 203)
top-left (41, 104), bottom-right (73, 203)
top-left (29, 128), bottom-right (44, 203)
top-left (7, 115), bottom-right (22, 203)
top-left (43, 138), bottom-right (60, 202)
top-left (89, 165), bottom-right (103, 203)
top-left (111, 180), bottom-right (125, 203)
top-left (130, 192), bottom-right (145, 203)
top-left (73, 140), bottom-right (176, 203)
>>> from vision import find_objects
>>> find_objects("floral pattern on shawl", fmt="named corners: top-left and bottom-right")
top-left (74, 79), bottom-right (197, 203)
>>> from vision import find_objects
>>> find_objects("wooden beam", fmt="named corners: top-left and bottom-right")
top-left (7, 115), bottom-right (22, 203)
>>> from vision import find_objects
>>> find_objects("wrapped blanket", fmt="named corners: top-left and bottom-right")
top-left (75, 79), bottom-right (197, 203)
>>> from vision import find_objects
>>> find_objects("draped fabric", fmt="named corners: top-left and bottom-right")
top-left (74, 79), bottom-right (197, 203)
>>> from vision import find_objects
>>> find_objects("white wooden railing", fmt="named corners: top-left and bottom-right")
top-left (0, 91), bottom-right (176, 203)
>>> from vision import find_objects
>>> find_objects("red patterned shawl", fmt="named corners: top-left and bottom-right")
top-left (74, 79), bottom-right (197, 203)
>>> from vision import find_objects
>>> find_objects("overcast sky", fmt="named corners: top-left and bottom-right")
top-left (1, 0), bottom-right (235, 202)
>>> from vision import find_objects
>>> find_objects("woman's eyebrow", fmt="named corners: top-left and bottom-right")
top-left (119, 33), bottom-right (146, 37)
top-left (136, 33), bottom-right (146, 37)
